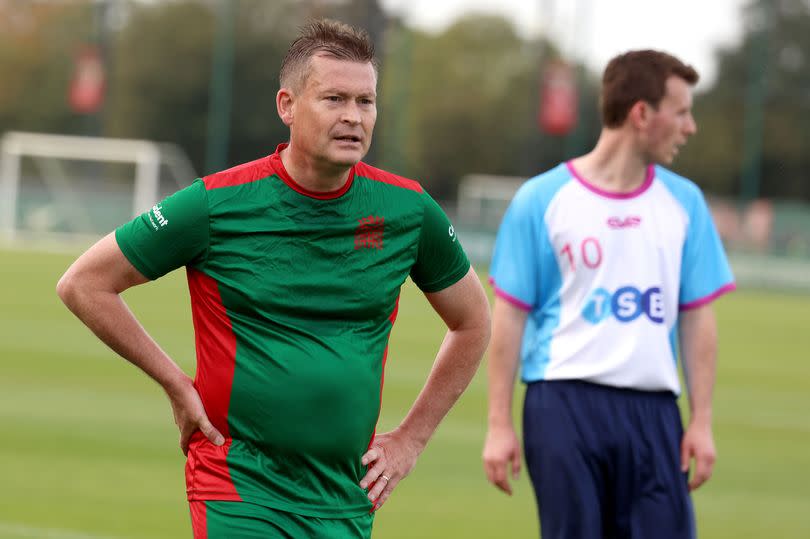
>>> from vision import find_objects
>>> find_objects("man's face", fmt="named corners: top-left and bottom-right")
top-left (288, 54), bottom-right (377, 169)
top-left (643, 76), bottom-right (697, 165)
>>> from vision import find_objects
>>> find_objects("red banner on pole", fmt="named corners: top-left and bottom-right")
top-left (539, 60), bottom-right (578, 136)
top-left (69, 46), bottom-right (106, 114)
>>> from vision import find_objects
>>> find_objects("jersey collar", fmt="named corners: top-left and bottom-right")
top-left (269, 143), bottom-right (355, 200)
top-left (566, 160), bottom-right (654, 200)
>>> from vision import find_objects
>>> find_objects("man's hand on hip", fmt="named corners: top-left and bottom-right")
top-left (166, 375), bottom-right (224, 456)
top-left (359, 429), bottom-right (422, 511)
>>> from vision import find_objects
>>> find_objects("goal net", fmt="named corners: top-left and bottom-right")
top-left (455, 173), bottom-right (527, 264)
top-left (0, 131), bottom-right (196, 246)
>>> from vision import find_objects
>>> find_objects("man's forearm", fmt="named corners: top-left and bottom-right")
top-left (487, 346), bottom-right (521, 428)
top-left (680, 305), bottom-right (718, 425)
top-left (487, 297), bottom-right (527, 428)
top-left (57, 275), bottom-right (187, 394)
top-left (684, 348), bottom-right (716, 424)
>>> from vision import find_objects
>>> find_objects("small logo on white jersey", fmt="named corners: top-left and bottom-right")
top-left (607, 216), bottom-right (641, 229)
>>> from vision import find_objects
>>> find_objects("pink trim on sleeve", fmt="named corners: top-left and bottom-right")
top-left (679, 282), bottom-right (737, 311)
top-left (489, 277), bottom-right (532, 311)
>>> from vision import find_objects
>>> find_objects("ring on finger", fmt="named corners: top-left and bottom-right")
top-left (380, 474), bottom-right (391, 482)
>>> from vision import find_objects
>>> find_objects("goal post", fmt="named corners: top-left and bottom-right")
top-left (0, 131), bottom-right (196, 244)
top-left (457, 173), bottom-right (525, 230)
top-left (455, 173), bottom-right (527, 265)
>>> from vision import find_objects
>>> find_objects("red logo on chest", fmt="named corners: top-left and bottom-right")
top-left (355, 216), bottom-right (385, 250)
top-left (607, 216), bottom-right (642, 229)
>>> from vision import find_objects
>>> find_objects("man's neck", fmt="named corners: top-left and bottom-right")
top-left (570, 130), bottom-right (650, 193)
top-left (279, 144), bottom-right (352, 193)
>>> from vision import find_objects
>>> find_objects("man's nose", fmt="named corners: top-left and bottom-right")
top-left (341, 103), bottom-right (361, 124)
top-left (684, 114), bottom-right (697, 136)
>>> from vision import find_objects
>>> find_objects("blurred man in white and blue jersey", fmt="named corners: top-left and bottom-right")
top-left (483, 50), bottom-right (735, 539)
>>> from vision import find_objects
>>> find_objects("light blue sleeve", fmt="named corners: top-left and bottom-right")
top-left (490, 170), bottom-right (568, 310)
top-left (679, 188), bottom-right (735, 308)
top-left (490, 187), bottom-right (541, 310)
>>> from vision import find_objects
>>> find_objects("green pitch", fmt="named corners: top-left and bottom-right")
top-left (1, 247), bottom-right (808, 538)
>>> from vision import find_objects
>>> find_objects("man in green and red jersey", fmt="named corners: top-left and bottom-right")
top-left (57, 19), bottom-right (490, 538)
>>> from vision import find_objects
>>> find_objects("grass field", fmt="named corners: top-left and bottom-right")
top-left (1, 246), bottom-right (809, 538)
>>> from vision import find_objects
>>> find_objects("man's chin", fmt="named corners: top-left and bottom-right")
top-left (656, 152), bottom-right (676, 165)
top-left (329, 148), bottom-right (367, 167)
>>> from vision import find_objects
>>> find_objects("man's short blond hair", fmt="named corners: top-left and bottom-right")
top-left (279, 19), bottom-right (378, 92)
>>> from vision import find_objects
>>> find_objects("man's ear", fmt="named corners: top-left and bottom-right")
top-left (277, 88), bottom-right (295, 127)
top-left (628, 100), bottom-right (652, 130)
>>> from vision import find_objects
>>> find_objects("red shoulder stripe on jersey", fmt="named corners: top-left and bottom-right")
top-left (185, 269), bottom-right (241, 501)
top-left (355, 162), bottom-right (423, 193)
top-left (202, 155), bottom-right (274, 191)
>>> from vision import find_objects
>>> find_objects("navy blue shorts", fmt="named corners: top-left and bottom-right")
top-left (523, 380), bottom-right (695, 539)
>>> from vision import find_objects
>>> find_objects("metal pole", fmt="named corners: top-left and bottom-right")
top-left (205, 0), bottom-right (236, 174)
top-left (740, 8), bottom-right (770, 201)
top-left (382, 22), bottom-right (411, 174)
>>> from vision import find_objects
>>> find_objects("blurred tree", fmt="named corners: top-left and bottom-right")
top-left (24, 0), bottom-right (810, 206)
top-left (0, 0), bottom-right (94, 135)
top-left (108, 0), bottom-right (365, 176)
top-left (107, 1), bottom-right (214, 173)
top-left (679, 0), bottom-right (810, 201)
top-left (377, 14), bottom-right (580, 199)
top-left (223, 0), bottom-right (304, 169)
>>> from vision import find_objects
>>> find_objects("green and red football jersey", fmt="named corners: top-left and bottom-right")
top-left (115, 144), bottom-right (470, 518)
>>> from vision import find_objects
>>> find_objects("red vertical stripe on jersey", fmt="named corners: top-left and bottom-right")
top-left (189, 501), bottom-right (207, 539)
top-left (367, 296), bottom-right (400, 449)
top-left (187, 268), bottom-right (236, 436)
top-left (185, 268), bottom-right (241, 501)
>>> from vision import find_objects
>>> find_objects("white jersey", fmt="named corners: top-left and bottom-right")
top-left (490, 162), bottom-right (735, 393)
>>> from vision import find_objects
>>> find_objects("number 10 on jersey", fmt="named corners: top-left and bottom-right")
top-left (560, 237), bottom-right (603, 271)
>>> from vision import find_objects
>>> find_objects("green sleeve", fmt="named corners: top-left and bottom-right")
top-left (114, 179), bottom-right (209, 280)
top-left (410, 191), bottom-right (471, 293)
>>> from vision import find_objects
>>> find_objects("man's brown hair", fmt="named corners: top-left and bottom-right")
top-left (279, 19), bottom-right (377, 92)
top-left (601, 50), bottom-right (699, 128)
